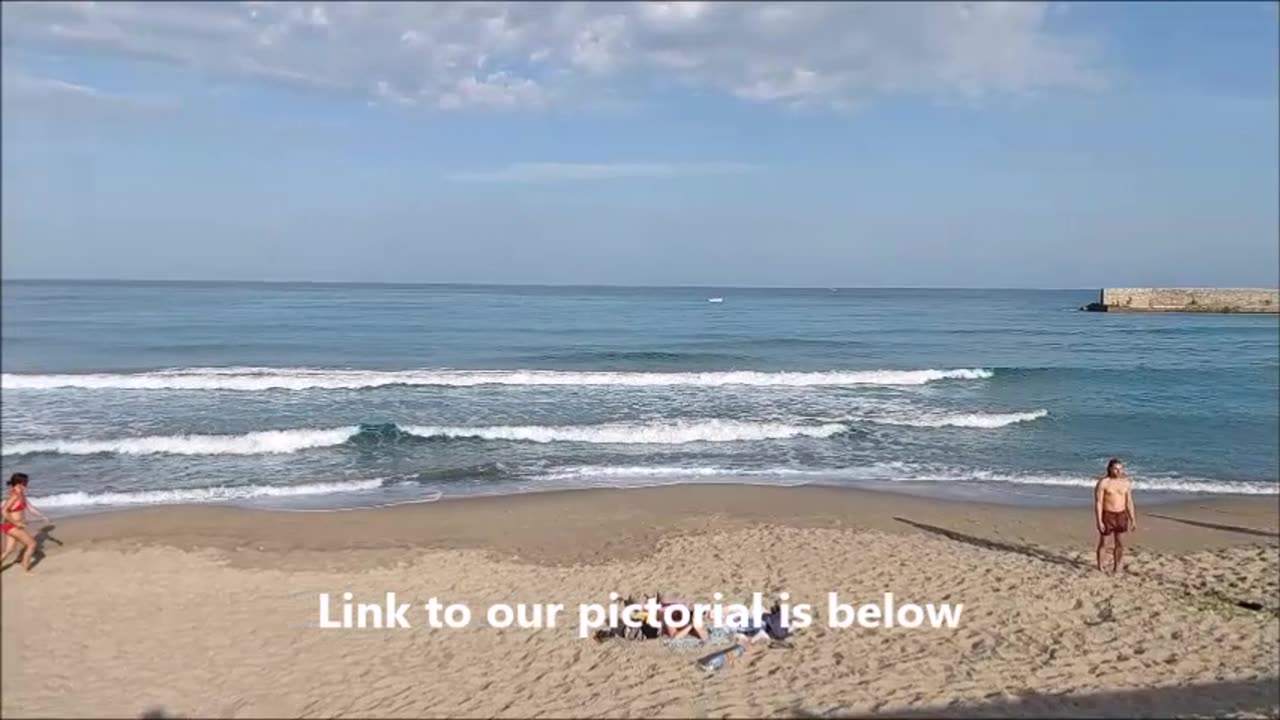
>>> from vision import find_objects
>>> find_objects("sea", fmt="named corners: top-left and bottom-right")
top-left (2, 280), bottom-right (1277, 514)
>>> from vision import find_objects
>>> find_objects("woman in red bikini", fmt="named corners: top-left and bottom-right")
top-left (2, 473), bottom-right (48, 572)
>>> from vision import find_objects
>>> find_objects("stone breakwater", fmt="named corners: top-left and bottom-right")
top-left (1083, 288), bottom-right (1279, 313)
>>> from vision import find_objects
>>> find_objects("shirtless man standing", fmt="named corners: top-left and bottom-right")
top-left (1094, 458), bottom-right (1137, 574)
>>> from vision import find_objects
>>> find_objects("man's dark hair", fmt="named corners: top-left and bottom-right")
top-left (1106, 458), bottom-right (1123, 475)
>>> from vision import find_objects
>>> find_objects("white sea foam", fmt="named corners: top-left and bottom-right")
top-left (871, 409), bottom-right (1049, 429)
top-left (957, 470), bottom-right (1279, 495)
top-left (533, 464), bottom-right (1279, 495)
top-left (32, 478), bottom-right (387, 508)
top-left (533, 462), bottom-right (914, 483)
top-left (401, 420), bottom-right (846, 444)
top-left (3, 427), bottom-right (361, 456)
top-left (0, 366), bottom-right (994, 391)
top-left (3, 419), bottom-right (846, 456)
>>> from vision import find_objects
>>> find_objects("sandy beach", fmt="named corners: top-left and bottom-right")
top-left (2, 484), bottom-right (1277, 718)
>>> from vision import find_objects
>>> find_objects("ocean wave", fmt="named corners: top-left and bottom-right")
top-left (870, 409), bottom-right (1049, 429)
top-left (3, 427), bottom-right (362, 456)
top-left (3, 419), bottom-right (846, 456)
top-left (534, 465), bottom-right (828, 481)
top-left (32, 478), bottom-right (387, 508)
top-left (533, 464), bottom-right (1279, 495)
top-left (400, 420), bottom-right (846, 444)
top-left (0, 366), bottom-right (994, 391)
top-left (959, 470), bottom-right (1279, 495)
top-left (521, 349), bottom-right (751, 364)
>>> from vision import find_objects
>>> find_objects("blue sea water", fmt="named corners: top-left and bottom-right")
top-left (2, 280), bottom-right (1277, 513)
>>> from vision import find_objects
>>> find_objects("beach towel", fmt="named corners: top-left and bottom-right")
top-left (696, 643), bottom-right (747, 672)
top-left (660, 625), bottom-right (735, 652)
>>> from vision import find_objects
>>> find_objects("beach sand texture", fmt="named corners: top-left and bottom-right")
top-left (2, 485), bottom-right (1277, 718)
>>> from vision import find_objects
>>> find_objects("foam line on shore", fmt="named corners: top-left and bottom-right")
top-left (33, 478), bottom-right (388, 508)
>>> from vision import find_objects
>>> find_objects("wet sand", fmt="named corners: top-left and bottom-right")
top-left (2, 484), bottom-right (1278, 718)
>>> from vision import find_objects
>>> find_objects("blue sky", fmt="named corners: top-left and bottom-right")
top-left (2, 1), bottom-right (1277, 287)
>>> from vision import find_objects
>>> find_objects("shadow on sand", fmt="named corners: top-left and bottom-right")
top-left (894, 516), bottom-right (1275, 615)
top-left (139, 708), bottom-right (183, 719)
top-left (788, 676), bottom-right (1280, 718)
top-left (1, 524), bottom-right (62, 572)
top-left (30, 523), bottom-right (62, 569)
top-left (1148, 513), bottom-right (1280, 539)
top-left (891, 517), bottom-right (1088, 570)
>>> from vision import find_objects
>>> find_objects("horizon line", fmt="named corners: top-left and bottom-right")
top-left (0, 277), bottom-right (1116, 292)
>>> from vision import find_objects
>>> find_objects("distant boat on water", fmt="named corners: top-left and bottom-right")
top-left (707, 297), bottom-right (724, 303)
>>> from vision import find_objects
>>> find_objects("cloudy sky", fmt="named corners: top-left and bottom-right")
top-left (2, 1), bottom-right (1277, 287)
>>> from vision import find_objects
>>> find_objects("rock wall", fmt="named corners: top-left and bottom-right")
top-left (1094, 288), bottom-right (1279, 313)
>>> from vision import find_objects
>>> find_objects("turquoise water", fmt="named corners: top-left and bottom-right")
top-left (2, 280), bottom-right (1277, 512)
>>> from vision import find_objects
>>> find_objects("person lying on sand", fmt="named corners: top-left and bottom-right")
top-left (592, 593), bottom-right (711, 643)
top-left (592, 596), bottom-right (661, 642)
top-left (656, 593), bottom-right (708, 641)
top-left (1094, 458), bottom-right (1137, 574)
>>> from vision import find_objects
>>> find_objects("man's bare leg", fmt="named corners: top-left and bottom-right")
top-left (1096, 534), bottom-right (1108, 572)
top-left (1112, 533), bottom-right (1125, 574)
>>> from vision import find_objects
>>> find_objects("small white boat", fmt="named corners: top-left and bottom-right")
top-left (707, 297), bottom-right (724, 303)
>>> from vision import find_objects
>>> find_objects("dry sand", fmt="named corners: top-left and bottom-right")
top-left (2, 484), bottom-right (1278, 718)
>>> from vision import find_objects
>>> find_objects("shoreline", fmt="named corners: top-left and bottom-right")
top-left (40, 482), bottom-right (1280, 564)
top-left (31, 472), bottom-right (1280, 520)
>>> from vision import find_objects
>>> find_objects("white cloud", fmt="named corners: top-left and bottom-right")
top-left (447, 161), bottom-right (761, 182)
top-left (437, 71), bottom-right (547, 111)
top-left (0, 1), bottom-right (1104, 112)
top-left (569, 14), bottom-right (630, 75)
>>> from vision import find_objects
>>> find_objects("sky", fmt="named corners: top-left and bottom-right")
top-left (1, 1), bottom-right (1277, 288)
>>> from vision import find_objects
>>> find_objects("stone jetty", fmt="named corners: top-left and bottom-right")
top-left (1083, 288), bottom-right (1279, 313)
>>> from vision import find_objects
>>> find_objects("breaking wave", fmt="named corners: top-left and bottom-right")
top-left (32, 478), bottom-right (388, 508)
top-left (1, 366), bottom-right (994, 391)
top-left (399, 420), bottom-right (846, 445)
top-left (3, 419), bottom-right (848, 456)
top-left (870, 409), bottom-right (1049, 429)
top-left (534, 464), bottom-right (1279, 495)
top-left (4, 427), bottom-right (363, 456)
